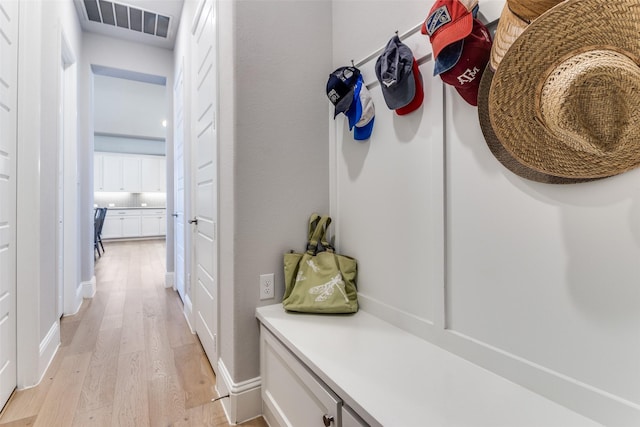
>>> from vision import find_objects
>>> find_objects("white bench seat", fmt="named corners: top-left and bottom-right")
top-left (256, 304), bottom-right (601, 427)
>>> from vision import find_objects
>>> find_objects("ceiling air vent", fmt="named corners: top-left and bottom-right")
top-left (83, 0), bottom-right (170, 38)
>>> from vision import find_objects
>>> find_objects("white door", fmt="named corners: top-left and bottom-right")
top-left (174, 62), bottom-right (186, 301)
top-left (0, 0), bottom-right (18, 410)
top-left (192, 0), bottom-right (218, 368)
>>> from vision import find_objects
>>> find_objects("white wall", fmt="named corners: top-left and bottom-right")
top-left (172, 4), bottom-right (333, 422)
top-left (79, 33), bottom-right (174, 285)
top-left (331, 0), bottom-right (640, 425)
top-left (225, 0), bottom-right (333, 387)
top-left (16, 0), bottom-right (82, 387)
top-left (93, 74), bottom-right (167, 139)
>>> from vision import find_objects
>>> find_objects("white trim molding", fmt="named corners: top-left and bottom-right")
top-left (38, 322), bottom-right (60, 385)
top-left (216, 358), bottom-right (262, 425)
top-left (165, 271), bottom-right (174, 289)
top-left (81, 275), bottom-right (96, 298)
top-left (183, 294), bottom-right (194, 333)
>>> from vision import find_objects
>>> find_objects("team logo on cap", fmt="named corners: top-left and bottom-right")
top-left (457, 67), bottom-right (480, 85)
top-left (425, 6), bottom-right (452, 36)
top-left (327, 89), bottom-right (340, 103)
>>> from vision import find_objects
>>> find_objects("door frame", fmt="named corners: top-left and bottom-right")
top-left (59, 25), bottom-right (81, 317)
top-left (173, 58), bottom-right (189, 306)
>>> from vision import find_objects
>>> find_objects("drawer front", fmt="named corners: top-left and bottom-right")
top-left (141, 209), bottom-right (166, 216)
top-left (106, 209), bottom-right (140, 217)
top-left (261, 326), bottom-right (341, 427)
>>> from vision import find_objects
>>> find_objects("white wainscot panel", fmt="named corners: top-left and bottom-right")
top-left (444, 86), bottom-right (640, 420)
top-left (334, 58), bottom-right (445, 329)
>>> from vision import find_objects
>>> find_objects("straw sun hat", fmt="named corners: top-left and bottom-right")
top-left (481, 0), bottom-right (640, 181)
top-left (478, 0), bottom-right (594, 183)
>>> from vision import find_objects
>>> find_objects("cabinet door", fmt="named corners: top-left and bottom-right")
top-left (141, 156), bottom-right (165, 192)
top-left (94, 153), bottom-right (104, 191)
top-left (101, 216), bottom-right (121, 239)
top-left (261, 327), bottom-right (341, 427)
top-left (122, 157), bottom-right (141, 192)
top-left (141, 216), bottom-right (159, 236)
top-left (121, 216), bottom-right (141, 237)
top-left (102, 155), bottom-right (123, 191)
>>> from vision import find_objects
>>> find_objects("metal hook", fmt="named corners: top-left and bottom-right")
top-left (395, 30), bottom-right (399, 36)
top-left (351, 59), bottom-right (355, 67)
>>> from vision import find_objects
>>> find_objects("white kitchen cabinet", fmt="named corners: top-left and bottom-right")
top-left (102, 155), bottom-right (122, 191)
top-left (140, 209), bottom-right (166, 236)
top-left (101, 216), bottom-right (121, 239)
top-left (94, 153), bottom-right (104, 191)
top-left (101, 154), bottom-right (141, 192)
top-left (102, 209), bottom-right (142, 239)
top-left (141, 156), bottom-right (166, 192)
top-left (93, 153), bottom-right (151, 193)
top-left (122, 157), bottom-right (141, 192)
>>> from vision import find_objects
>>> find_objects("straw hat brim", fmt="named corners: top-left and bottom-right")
top-left (478, 66), bottom-right (597, 184)
top-left (489, 0), bottom-right (640, 179)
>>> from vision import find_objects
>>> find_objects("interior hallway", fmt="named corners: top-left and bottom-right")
top-left (0, 240), bottom-right (267, 427)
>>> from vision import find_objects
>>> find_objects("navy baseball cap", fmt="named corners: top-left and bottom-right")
top-left (326, 66), bottom-right (361, 118)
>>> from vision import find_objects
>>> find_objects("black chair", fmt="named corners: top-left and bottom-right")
top-left (94, 207), bottom-right (107, 257)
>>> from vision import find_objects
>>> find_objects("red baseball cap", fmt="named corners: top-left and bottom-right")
top-left (439, 18), bottom-right (491, 106)
top-left (422, 0), bottom-right (478, 60)
top-left (396, 58), bottom-right (424, 116)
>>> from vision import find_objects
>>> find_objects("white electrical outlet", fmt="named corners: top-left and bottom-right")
top-left (260, 273), bottom-right (275, 300)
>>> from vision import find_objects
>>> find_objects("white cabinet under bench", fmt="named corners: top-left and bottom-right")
top-left (256, 304), bottom-right (601, 427)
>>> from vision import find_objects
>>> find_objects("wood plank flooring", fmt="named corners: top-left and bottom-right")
top-left (0, 240), bottom-right (267, 427)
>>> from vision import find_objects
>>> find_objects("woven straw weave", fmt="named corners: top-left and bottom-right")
top-left (489, 0), bottom-right (640, 178)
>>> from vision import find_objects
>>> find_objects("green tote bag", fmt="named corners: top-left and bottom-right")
top-left (283, 214), bottom-right (358, 314)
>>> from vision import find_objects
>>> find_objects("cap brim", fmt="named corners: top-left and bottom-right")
top-left (334, 89), bottom-right (354, 118)
top-left (396, 60), bottom-right (424, 115)
top-left (354, 116), bottom-right (374, 141)
top-left (433, 40), bottom-right (464, 76)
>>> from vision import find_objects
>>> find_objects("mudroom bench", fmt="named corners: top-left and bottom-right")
top-left (256, 304), bottom-right (600, 427)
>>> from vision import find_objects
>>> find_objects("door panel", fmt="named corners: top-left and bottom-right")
top-left (192, 0), bottom-right (218, 368)
top-left (0, 0), bottom-right (18, 410)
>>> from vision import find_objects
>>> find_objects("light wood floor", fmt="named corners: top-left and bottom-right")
top-left (0, 240), bottom-right (267, 427)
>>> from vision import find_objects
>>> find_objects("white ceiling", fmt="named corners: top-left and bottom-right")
top-left (73, 0), bottom-right (185, 50)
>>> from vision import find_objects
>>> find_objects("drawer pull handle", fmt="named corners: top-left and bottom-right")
top-left (322, 415), bottom-right (334, 426)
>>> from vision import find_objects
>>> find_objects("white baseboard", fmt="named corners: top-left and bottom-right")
top-left (165, 271), bottom-right (174, 289)
top-left (183, 294), bottom-right (194, 333)
top-left (216, 358), bottom-right (262, 425)
top-left (38, 321), bottom-right (60, 384)
top-left (81, 275), bottom-right (96, 298)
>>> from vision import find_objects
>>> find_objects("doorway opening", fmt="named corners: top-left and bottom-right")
top-left (91, 66), bottom-right (170, 283)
